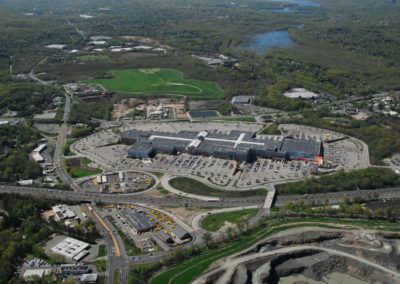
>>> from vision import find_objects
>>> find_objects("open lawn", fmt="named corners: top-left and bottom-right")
top-left (95, 259), bottom-right (107, 272)
top-left (151, 217), bottom-right (400, 284)
top-left (201, 209), bottom-right (259, 232)
top-left (88, 68), bottom-right (224, 99)
top-left (97, 244), bottom-right (106, 257)
top-left (216, 116), bottom-right (257, 122)
top-left (64, 157), bottom-right (102, 178)
top-left (78, 55), bottom-right (109, 62)
top-left (169, 177), bottom-right (267, 197)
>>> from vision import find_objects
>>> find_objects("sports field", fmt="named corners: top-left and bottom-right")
top-left (89, 68), bottom-right (224, 99)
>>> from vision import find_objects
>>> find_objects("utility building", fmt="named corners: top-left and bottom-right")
top-left (119, 209), bottom-right (155, 234)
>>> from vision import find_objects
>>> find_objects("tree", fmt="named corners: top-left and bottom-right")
top-left (202, 232), bottom-right (213, 248)
top-left (237, 221), bottom-right (247, 235)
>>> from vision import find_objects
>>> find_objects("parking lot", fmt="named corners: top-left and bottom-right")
top-left (236, 159), bottom-right (313, 187)
top-left (80, 171), bottom-right (155, 193)
top-left (150, 154), bottom-right (236, 186)
top-left (120, 121), bottom-right (262, 135)
top-left (280, 124), bottom-right (369, 170)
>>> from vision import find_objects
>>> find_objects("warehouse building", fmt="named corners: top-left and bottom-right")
top-left (51, 237), bottom-right (90, 261)
top-left (60, 265), bottom-right (91, 278)
top-left (119, 209), bottom-right (155, 234)
top-left (121, 129), bottom-right (323, 163)
top-left (155, 230), bottom-right (174, 245)
top-left (172, 226), bottom-right (192, 241)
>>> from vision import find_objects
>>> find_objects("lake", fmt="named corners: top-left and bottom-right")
top-left (239, 30), bottom-right (294, 55)
top-left (270, 0), bottom-right (320, 7)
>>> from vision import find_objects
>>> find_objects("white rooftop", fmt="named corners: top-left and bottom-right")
top-left (283, 88), bottom-right (319, 99)
top-left (23, 269), bottom-right (51, 280)
top-left (51, 237), bottom-right (90, 260)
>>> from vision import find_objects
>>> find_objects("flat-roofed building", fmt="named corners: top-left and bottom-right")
top-left (60, 265), bottom-right (91, 277)
top-left (122, 129), bottom-right (323, 163)
top-left (23, 269), bottom-right (52, 281)
top-left (79, 273), bottom-right (98, 283)
top-left (231, 95), bottom-right (252, 104)
top-left (51, 237), bottom-right (90, 261)
top-left (156, 230), bottom-right (174, 245)
top-left (119, 209), bottom-right (155, 234)
top-left (172, 226), bottom-right (192, 241)
top-left (52, 204), bottom-right (77, 221)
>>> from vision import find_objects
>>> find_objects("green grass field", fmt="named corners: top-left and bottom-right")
top-left (169, 177), bottom-right (266, 197)
top-left (201, 209), bottom-right (259, 232)
top-left (97, 245), bottom-right (106, 257)
top-left (216, 116), bottom-right (257, 122)
top-left (151, 217), bottom-right (400, 284)
top-left (65, 157), bottom-right (102, 178)
top-left (88, 68), bottom-right (224, 99)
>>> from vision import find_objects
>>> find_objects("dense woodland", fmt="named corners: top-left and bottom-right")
top-left (0, 195), bottom-right (54, 282)
top-left (0, 194), bottom-right (100, 283)
top-left (0, 80), bottom-right (62, 117)
top-left (276, 168), bottom-right (400, 195)
top-left (0, 125), bottom-right (42, 182)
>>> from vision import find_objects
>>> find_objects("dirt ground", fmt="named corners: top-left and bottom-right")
top-left (163, 207), bottom-right (209, 226)
top-left (112, 98), bottom-right (138, 119)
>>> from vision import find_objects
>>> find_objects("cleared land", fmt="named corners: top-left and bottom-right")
top-left (201, 209), bottom-right (259, 232)
top-left (151, 217), bottom-right (400, 284)
top-left (88, 68), bottom-right (224, 99)
top-left (169, 177), bottom-right (267, 197)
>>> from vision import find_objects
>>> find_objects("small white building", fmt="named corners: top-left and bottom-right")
top-left (231, 95), bottom-right (252, 104)
top-left (283, 88), bottom-right (319, 99)
top-left (23, 269), bottom-right (52, 280)
top-left (80, 273), bottom-right (98, 283)
top-left (18, 179), bottom-right (33, 186)
top-left (52, 204), bottom-right (77, 221)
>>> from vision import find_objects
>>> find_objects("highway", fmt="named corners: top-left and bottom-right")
top-left (2, 184), bottom-right (400, 208)
top-left (0, 184), bottom-right (265, 206)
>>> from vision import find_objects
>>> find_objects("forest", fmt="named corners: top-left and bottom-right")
top-left (0, 79), bottom-right (62, 117)
top-left (1, 0), bottom-right (400, 99)
top-left (0, 125), bottom-right (42, 182)
top-left (276, 168), bottom-right (400, 195)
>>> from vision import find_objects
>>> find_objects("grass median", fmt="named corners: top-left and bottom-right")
top-left (201, 209), bottom-right (259, 232)
top-left (169, 177), bottom-right (267, 197)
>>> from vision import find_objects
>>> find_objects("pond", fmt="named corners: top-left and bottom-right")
top-left (187, 110), bottom-right (220, 119)
top-left (239, 30), bottom-right (294, 55)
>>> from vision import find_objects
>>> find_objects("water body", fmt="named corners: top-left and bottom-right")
top-left (270, 0), bottom-right (321, 7)
top-left (270, 7), bottom-right (294, 13)
top-left (240, 30), bottom-right (294, 55)
top-left (258, 7), bottom-right (315, 14)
